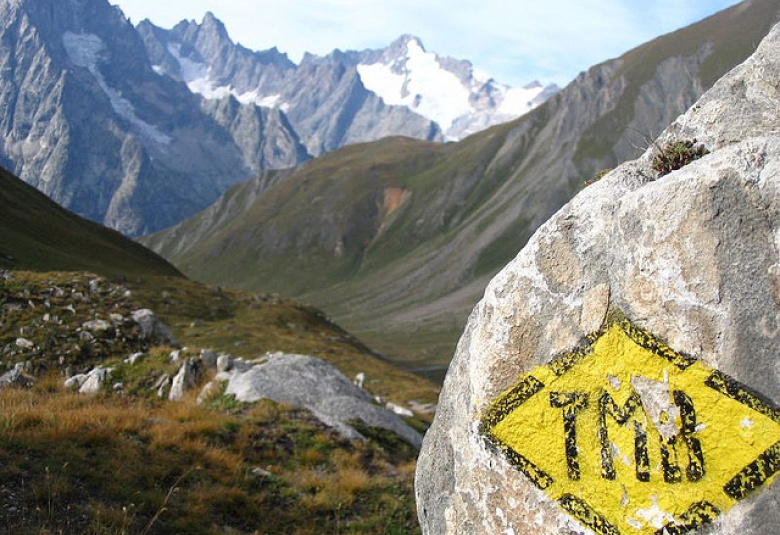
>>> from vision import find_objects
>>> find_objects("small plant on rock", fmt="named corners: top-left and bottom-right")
top-left (581, 168), bottom-right (613, 188)
top-left (652, 139), bottom-right (709, 177)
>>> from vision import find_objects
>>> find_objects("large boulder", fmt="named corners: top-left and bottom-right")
top-left (223, 353), bottom-right (423, 448)
top-left (417, 22), bottom-right (780, 535)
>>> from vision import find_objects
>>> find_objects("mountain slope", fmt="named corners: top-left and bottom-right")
top-left (0, 165), bottom-right (180, 277)
top-left (0, 0), bottom-right (308, 236)
top-left (143, 0), bottom-right (780, 372)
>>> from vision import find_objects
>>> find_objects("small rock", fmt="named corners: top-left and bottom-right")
top-left (200, 349), bottom-right (218, 368)
top-left (353, 372), bottom-right (365, 389)
top-left (15, 338), bottom-right (33, 350)
top-left (79, 367), bottom-right (110, 394)
top-left (169, 359), bottom-right (202, 401)
top-left (0, 365), bottom-right (33, 389)
top-left (125, 352), bottom-right (144, 365)
top-left (82, 319), bottom-right (111, 332)
top-left (216, 353), bottom-right (234, 372)
top-left (170, 349), bottom-right (182, 362)
top-left (386, 402), bottom-right (414, 418)
top-left (155, 374), bottom-right (171, 398)
top-left (64, 374), bottom-right (88, 390)
top-left (131, 309), bottom-right (178, 346)
top-left (249, 467), bottom-right (273, 480)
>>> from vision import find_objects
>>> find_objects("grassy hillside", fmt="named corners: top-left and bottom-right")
top-left (0, 270), bottom-right (438, 534)
top-left (144, 0), bottom-right (780, 374)
top-left (0, 166), bottom-right (181, 277)
top-left (0, 163), bottom-right (438, 533)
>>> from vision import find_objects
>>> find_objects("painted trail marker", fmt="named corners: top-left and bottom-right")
top-left (480, 314), bottom-right (780, 535)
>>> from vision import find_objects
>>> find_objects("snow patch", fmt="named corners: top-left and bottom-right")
top-left (168, 43), bottom-right (287, 111)
top-left (357, 39), bottom-right (553, 140)
top-left (63, 32), bottom-right (171, 145)
top-left (358, 39), bottom-right (471, 133)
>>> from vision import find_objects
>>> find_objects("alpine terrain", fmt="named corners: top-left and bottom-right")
top-left (142, 0), bottom-right (780, 379)
top-left (0, 0), bottom-right (555, 237)
top-left (0, 161), bottom-right (439, 533)
top-left (0, 0), bottom-right (309, 237)
top-left (138, 17), bottom-right (558, 154)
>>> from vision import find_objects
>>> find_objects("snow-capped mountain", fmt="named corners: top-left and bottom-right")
top-left (357, 35), bottom-right (559, 140)
top-left (0, 0), bottom-right (308, 236)
top-left (138, 15), bottom-right (443, 156)
top-left (139, 16), bottom-right (558, 152)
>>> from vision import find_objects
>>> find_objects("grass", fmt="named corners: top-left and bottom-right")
top-left (0, 384), bottom-right (421, 534)
top-left (0, 166), bottom-right (181, 278)
top-left (0, 270), bottom-right (436, 533)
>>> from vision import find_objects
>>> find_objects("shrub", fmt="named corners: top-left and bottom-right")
top-left (652, 139), bottom-right (709, 177)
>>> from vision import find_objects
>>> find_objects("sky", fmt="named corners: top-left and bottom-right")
top-left (113, 0), bottom-right (745, 87)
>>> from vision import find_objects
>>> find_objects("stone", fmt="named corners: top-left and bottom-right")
top-left (200, 349), bottom-right (218, 368)
top-left (155, 374), bottom-right (171, 398)
top-left (223, 353), bottom-right (423, 447)
top-left (353, 372), bottom-right (365, 389)
top-left (386, 402), bottom-right (414, 418)
top-left (131, 309), bottom-right (179, 346)
top-left (63, 374), bottom-right (88, 390)
top-left (417, 22), bottom-right (780, 535)
top-left (79, 367), bottom-right (110, 394)
top-left (168, 358), bottom-right (203, 401)
top-left (216, 353), bottom-right (234, 372)
top-left (0, 364), bottom-right (33, 389)
top-left (85, 319), bottom-right (109, 333)
top-left (125, 352), bottom-right (144, 365)
top-left (15, 338), bottom-right (33, 349)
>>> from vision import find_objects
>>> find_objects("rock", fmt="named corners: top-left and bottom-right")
top-left (224, 353), bottom-right (423, 447)
top-left (63, 374), bottom-right (88, 390)
top-left (170, 349), bottom-right (182, 362)
top-left (200, 349), bottom-right (218, 368)
top-left (168, 358), bottom-right (203, 401)
top-left (82, 319), bottom-right (112, 332)
top-left (353, 372), bottom-right (365, 389)
top-left (0, 364), bottom-right (33, 389)
top-left (125, 352), bottom-right (144, 365)
top-left (15, 338), bottom-right (33, 349)
top-left (385, 402), bottom-right (414, 418)
top-left (155, 374), bottom-right (171, 398)
top-left (131, 309), bottom-right (179, 346)
top-left (216, 353), bottom-right (234, 372)
top-left (417, 23), bottom-right (780, 535)
top-left (79, 367), bottom-right (110, 394)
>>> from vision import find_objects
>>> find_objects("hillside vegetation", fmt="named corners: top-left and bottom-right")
top-left (0, 164), bottom-right (437, 533)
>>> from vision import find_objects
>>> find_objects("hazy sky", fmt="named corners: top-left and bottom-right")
top-left (113, 0), bottom-right (745, 87)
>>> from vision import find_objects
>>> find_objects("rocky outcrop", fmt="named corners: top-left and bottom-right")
top-left (209, 352), bottom-right (423, 448)
top-left (416, 20), bottom-right (780, 535)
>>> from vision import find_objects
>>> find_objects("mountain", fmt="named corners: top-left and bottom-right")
top-left (142, 0), bottom-right (780, 376)
top-left (138, 18), bottom-right (557, 154)
top-left (0, 0), bottom-right (309, 236)
top-left (0, 165), bottom-right (180, 277)
top-left (356, 35), bottom-right (559, 141)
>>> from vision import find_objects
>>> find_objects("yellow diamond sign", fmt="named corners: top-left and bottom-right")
top-left (480, 314), bottom-right (780, 535)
